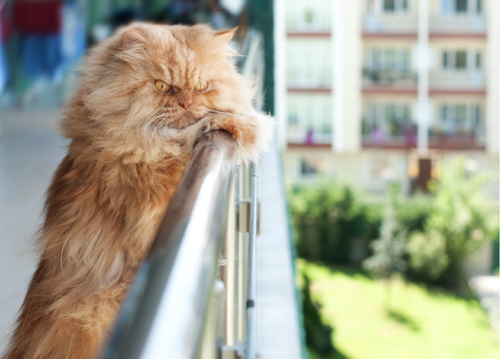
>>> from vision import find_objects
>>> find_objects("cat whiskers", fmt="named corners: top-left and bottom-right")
top-left (144, 113), bottom-right (166, 131)
top-left (150, 119), bottom-right (167, 142)
top-left (208, 109), bottom-right (242, 117)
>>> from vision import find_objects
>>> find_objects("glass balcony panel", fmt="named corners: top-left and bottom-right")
top-left (287, 94), bottom-right (333, 145)
top-left (362, 101), bottom-right (415, 147)
top-left (287, 39), bottom-right (332, 88)
top-left (286, 0), bottom-right (332, 31)
top-left (431, 48), bottom-right (486, 89)
top-left (363, 0), bottom-right (416, 33)
top-left (363, 47), bottom-right (416, 87)
top-left (431, 0), bottom-right (486, 32)
top-left (429, 103), bottom-right (485, 148)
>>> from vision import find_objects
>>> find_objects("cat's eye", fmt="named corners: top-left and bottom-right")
top-left (194, 81), bottom-right (209, 92)
top-left (155, 80), bottom-right (171, 93)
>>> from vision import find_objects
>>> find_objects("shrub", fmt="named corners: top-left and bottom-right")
top-left (287, 159), bottom-right (498, 287)
top-left (288, 179), bottom-right (382, 264)
top-left (406, 157), bottom-right (499, 286)
top-left (301, 273), bottom-right (335, 356)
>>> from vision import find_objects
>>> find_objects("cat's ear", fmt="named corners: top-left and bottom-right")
top-left (121, 27), bottom-right (147, 50)
top-left (214, 27), bottom-right (238, 44)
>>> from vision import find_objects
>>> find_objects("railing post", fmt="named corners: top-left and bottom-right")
top-left (245, 164), bottom-right (259, 359)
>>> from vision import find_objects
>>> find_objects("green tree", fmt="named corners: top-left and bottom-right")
top-left (407, 157), bottom-right (498, 286)
top-left (363, 185), bottom-right (407, 311)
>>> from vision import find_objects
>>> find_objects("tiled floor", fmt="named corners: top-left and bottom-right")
top-left (0, 110), bottom-right (66, 353)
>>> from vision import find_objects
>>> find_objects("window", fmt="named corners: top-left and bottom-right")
top-left (442, 0), bottom-right (484, 14)
top-left (442, 52), bottom-right (449, 68)
top-left (455, 0), bottom-right (468, 12)
top-left (367, 0), bottom-right (377, 13)
top-left (300, 159), bottom-right (318, 175)
top-left (305, 9), bottom-right (314, 24)
top-left (300, 158), bottom-right (326, 175)
top-left (287, 94), bottom-right (333, 144)
top-left (369, 48), bottom-right (410, 72)
top-left (471, 105), bottom-right (481, 128)
top-left (383, 0), bottom-right (408, 12)
top-left (363, 102), bottom-right (412, 137)
top-left (286, 0), bottom-right (332, 30)
top-left (442, 49), bottom-right (480, 71)
top-left (384, 0), bottom-right (395, 11)
top-left (442, 0), bottom-right (453, 14)
top-left (439, 103), bottom-right (483, 135)
top-left (287, 39), bottom-right (332, 87)
top-left (288, 101), bottom-right (298, 126)
top-left (455, 51), bottom-right (467, 69)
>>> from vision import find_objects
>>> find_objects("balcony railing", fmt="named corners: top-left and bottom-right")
top-left (429, 72), bottom-right (486, 91)
top-left (361, 123), bottom-right (485, 150)
top-left (101, 31), bottom-right (265, 359)
top-left (363, 14), bottom-right (418, 35)
top-left (362, 68), bottom-right (417, 87)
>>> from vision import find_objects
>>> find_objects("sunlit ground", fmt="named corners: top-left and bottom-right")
top-left (298, 260), bottom-right (499, 359)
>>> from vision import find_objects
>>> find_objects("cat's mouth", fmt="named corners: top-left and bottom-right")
top-left (162, 113), bottom-right (205, 130)
top-left (146, 108), bottom-right (210, 134)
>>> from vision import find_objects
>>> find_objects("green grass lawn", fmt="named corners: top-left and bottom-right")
top-left (298, 259), bottom-right (499, 359)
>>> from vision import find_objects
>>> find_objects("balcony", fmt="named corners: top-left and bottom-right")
top-left (429, 103), bottom-right (486, 149)
top-left (287, 93), bottom-right (333, 147)
top-left (361, 125), bottom-right (485, 151)
top-left (361, 101), bottom-right (486, 150)
top-left (363, 1), bottom-right (418, 38)
top-left (430, 13), bottom-right (486, 35)
top-left (429, 71), bottom-right (486, 94)
top-left (363, 0), bottom-right (487, 38)
top-left (286, 0), bottom-right (332, 35)
top-left (362, 117), bottom-right (417, 149)
top-left (428, 132), bottom-right (485, 150)
top-left (362, 68), bottom-right (417, 94)
top-left (0, 9), bottom-right (303, 359)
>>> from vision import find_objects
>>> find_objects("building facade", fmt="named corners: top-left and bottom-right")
top-left (278, 0), bottom-right (499, 196)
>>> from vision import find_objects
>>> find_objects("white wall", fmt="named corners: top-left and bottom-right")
top-left (334, 1), bottom-right (362, 153)
top-left (486, 0), bottom-right (499, 155)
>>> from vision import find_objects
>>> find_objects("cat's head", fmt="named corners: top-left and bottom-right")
top-left (65, 23), bottom-right (254, 140)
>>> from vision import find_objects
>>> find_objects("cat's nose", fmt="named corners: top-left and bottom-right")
top-left (179, 101), bottom-right (191, 110)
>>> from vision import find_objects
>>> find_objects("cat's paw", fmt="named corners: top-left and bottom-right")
top-left (208, 112), bottom-right (275, 164)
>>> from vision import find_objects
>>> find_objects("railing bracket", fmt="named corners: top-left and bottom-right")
top-left (238, 199), bottom-right (261, 235)
top-left (221, 341), bottom-right (245, 358)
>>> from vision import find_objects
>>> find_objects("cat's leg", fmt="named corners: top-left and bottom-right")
top-left (4, 262), bottom-right (124, 359)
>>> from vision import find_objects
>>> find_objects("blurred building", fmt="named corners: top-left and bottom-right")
top-left (278, 0), bottom-right (499, 196)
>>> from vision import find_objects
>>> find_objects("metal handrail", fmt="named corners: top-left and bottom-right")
top-left (102, 28), bottom-right (264, 359)
top-left (102, 131), bottom-right (237, 359)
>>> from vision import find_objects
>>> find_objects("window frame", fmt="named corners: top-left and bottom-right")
top-left (363, 102), bottom-right (412, 138)
top-left (438, 103), bottom-right (483, 135)
top-left (382, 0), bottom-right (408, 13)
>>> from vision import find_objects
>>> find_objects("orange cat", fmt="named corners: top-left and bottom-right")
top-left (4, 23), bottom-right (273, 359)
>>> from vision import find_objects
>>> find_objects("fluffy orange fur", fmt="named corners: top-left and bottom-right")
top-left (4, 23), bottom-right (273, 359)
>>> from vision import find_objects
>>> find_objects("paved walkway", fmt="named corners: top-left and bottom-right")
top-left (0, 110), bottom-right (66, 353)
top-left (469, 275), bottom-right (500, 333)
top-left (257, 141), bottom-right (303, 358)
